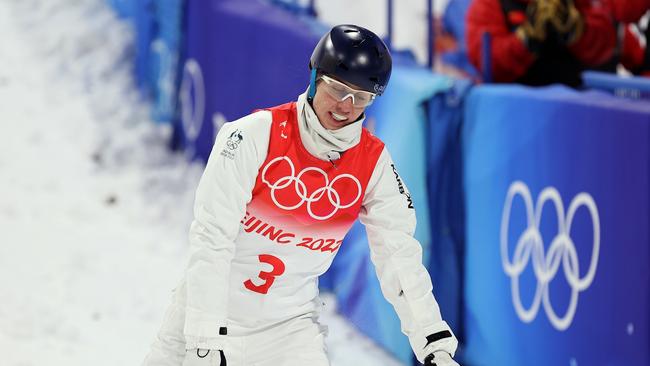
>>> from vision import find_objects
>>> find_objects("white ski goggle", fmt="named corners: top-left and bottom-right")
top-left (319, 75), bottom-right (377, 108)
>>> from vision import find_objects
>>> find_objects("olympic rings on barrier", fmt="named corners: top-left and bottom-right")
top-left (261, 156), bottom-right (362, 220)
top-left (500, 181), bottom-right (600, 330)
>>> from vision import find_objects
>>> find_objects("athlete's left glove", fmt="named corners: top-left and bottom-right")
top-left (423, 351), bottom-right (460, 366)
top-left (182, 349), bottom-right (227, 366)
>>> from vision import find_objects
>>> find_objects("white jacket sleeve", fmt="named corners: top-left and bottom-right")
top-left (183, 111), bottom-right (271, 350)
top-left (359, 148), bottom-right (458, 363)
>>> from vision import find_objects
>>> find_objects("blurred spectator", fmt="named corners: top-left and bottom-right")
top-left (436, 0), bottom-right (482, 80)
top-left (608, 0), bottom-right (650, 75)
top-left (609, 0), bottom-right (650, 23)
top-left (466, 0), bottom-right (617, 86)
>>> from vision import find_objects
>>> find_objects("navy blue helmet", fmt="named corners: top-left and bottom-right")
top-left (309, 24), bottom-right (392, 96)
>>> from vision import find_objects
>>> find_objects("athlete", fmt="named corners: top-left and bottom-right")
top-left (142, 24), bottom-right (459, 366)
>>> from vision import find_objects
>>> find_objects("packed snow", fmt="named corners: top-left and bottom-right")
top-left (0, 0), bottom-right (404, 365)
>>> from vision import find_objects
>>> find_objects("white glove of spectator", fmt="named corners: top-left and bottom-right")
top-left (423, 351), bottom-right (460, 366)
top-left (182, 349), bottom-right (226, 366)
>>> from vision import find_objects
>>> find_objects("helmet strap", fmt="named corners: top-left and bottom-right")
top-left (307, 68), bottom-right (317, 103)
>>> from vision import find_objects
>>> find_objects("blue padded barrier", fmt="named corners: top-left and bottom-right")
top-left (583, 70), bottom-right (650, 99)
top-left (462, 84), bottom-right (650, 366)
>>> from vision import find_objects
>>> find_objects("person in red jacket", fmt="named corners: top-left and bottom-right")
top-left (608, 0), bottom-right (650, 75)
top-left (466, 0), bottom-right (617, 86)
top-left (609, 0), bottom-right (649, 23)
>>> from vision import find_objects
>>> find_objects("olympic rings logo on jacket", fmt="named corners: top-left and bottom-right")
top-left (261, 156), bottom-right (362, 221)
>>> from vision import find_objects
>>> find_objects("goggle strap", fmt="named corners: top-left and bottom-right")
top-left (307, 68), bottom-right (317, 102)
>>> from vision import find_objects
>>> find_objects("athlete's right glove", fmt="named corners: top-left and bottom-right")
top-left (182, 349), bottom-right (226, 366)
top-left (423, 351), bottom-right (460, 366)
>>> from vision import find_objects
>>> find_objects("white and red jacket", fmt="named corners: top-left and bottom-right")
top-left (183, 92), bottom-right (457, 362)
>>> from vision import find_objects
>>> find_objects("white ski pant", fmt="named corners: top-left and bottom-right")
top-left (142, 282), bottom-right (330, 366)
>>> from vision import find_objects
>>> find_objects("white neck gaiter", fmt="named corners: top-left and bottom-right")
top-left (296, 90), bottom-right (364, 161)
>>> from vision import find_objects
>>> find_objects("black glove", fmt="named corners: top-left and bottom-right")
top-left (545, 0), bottom-right (584, 45)
top-left (515, 0), bottom-right (584, 52)
top-left (182, 349), bottom-right (226, 366)
top-left (423, 351), bottom-right (460, 366)
top-left (515, 0), bottom-right (555, 52)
